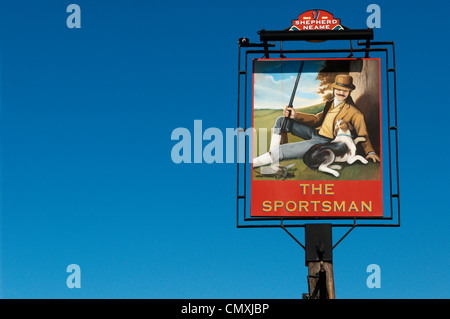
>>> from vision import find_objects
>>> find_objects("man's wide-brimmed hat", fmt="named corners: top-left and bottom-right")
top-left (331, 74), bottom-right (356, 91)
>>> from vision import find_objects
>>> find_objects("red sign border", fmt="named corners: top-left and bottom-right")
top-left (250, 57), bottom-right (384, 218)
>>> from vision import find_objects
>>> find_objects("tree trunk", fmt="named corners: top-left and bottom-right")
top-left (349, 59), bottom-right (381, 154)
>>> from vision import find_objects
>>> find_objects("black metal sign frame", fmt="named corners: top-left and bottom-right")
top-left (236, 31), bottom-right (400, 239)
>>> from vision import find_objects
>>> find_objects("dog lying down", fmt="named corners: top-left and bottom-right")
top-left (303, 119), bottom-right (368, 178)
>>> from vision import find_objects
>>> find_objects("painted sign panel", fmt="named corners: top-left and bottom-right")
top-left (290, 10), bottom-right (344, 31)
top-left (251, 58), bottom-right (383, 217)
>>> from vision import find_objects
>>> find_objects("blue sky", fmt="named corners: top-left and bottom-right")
top-left (254, 60), bottom-right (325, 109)
top-left (0, 0), bottom-right (449, 299)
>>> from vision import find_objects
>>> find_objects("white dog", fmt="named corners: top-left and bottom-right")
top-left (303, 119), bottom-right (368, 177)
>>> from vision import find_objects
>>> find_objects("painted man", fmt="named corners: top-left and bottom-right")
top-left (253, 74), bottom-right (380, 167)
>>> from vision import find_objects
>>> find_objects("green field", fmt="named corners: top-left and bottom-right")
top-left (253, 104), bottom-right (381, 181)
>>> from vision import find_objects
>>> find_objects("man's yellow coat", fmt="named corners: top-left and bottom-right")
top-left (294, 97), bottom-right (375, 155)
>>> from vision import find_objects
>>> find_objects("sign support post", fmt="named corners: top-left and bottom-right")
top-left (307, 261), bottom-right (335, 299)
top-left (304, 224), bottom-right (334, 299)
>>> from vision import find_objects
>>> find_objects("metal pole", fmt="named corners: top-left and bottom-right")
top-left (259, 29), bottom-right (374, 42)
top-left (304, 224), bottom-right (335, 299)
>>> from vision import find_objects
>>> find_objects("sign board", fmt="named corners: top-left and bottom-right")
top-left (251, 58), bottom-right (383, 218)
top-left (290, 10), bottom-right (344, 31)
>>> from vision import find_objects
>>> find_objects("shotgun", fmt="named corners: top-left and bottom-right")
top-left (280, 61), bottom-right (305, 132)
